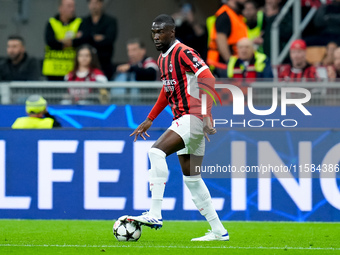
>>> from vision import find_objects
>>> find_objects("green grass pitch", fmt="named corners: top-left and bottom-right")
top-left (0, 220), bottom-right (339, 254)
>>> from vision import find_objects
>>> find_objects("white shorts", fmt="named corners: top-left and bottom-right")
top-left (168, 114), bottom-right (205, 156)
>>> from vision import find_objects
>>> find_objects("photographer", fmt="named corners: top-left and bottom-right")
top-left (12, 95), bottom-right (61, 129)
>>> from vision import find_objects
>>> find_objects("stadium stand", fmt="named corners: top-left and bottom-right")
top-left (0, 0), bottom-right (339, 106)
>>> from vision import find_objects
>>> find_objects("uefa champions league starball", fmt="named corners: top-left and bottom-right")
top-left (113, 215), bottom-right (142, 241)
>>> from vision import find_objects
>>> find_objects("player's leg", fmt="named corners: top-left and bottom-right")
top-left (179, 154), bottom-right (228, 241)
top-left (147, 129), bottom-right (184, 219)
top-left (128, 129), bottom-right (184, 229)
top-left (180, 156), bottom-right (228, 234)
top-left (152, 129), bottom-right (185, 155)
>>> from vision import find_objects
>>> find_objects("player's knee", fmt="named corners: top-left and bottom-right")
top-left (183, 175), bottom-right (211, 202)
top-left (148, 148), bottom-right (168, 182)
top-left (183, 175), bottom-right (203, 193)
top-left (183, 175), bottom-right (202, 186)
top-left (148, 147), bottom-right (166, 160)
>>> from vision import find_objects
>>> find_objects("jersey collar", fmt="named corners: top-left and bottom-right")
top-left (162, 40), bottom-right (180, 58)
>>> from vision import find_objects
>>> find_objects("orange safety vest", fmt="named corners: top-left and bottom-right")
top-left (207, 4), bottom-right (248, 70)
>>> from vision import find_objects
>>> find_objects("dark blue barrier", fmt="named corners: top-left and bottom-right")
top-left (0, 129), bottom-right (339, 221)
top-left (2, 105), bottom-right (340, 128)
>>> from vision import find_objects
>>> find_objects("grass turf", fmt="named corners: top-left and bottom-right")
top-left (0, 220), bottom-right (339, 254)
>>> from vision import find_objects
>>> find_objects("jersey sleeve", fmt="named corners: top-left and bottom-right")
top-left (179, 48), bottom-right (209, 77)
top-left (198, 68), bottom-right (215, 118)
top-left (147, 87), bottom-right (168, 121)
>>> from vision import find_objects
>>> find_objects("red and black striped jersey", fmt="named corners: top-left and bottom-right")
top-left (278, 64), bottom-right (318, 82)
top-left (157, 40), bottom-right (209, 120)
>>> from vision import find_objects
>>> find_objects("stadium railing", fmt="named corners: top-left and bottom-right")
top-left (0, 81), bottom-right (162, 105)
top-left (0, 80), bottom-right (339, 106)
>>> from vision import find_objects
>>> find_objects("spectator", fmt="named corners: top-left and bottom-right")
top-left (172, 3), bottom-right (208, 60)
top-left (206, 0), bottom-right (248, 77)
top-left (115, 38), bottom-right (158, 82)
top-left (242, 0), bottom-right (264, 52)
top-left (301, 0), bottom-right (332, 38)
top-left (79, 0), bottom-right (118, 79)
top-left (301, 0), bottom-right (332, 8)
top-left (327, 47), bottom-right (340, 81)
top-left (64, 44), bottom-right (108, 104)
top-left (42, 0), bottom-right (84, 81)
top-left (321, 41), bottom-right (338, 66)
top-left (227, 38), bottom-right (273, 78)
top-left (12, 95), bottom-right (61, 129)
top-left (113, 39), bottom-right (158, 102)
top-left (262, 0), bottom-right (292, 59)
top-left (0, 35), bottom-right (40, 81)
top-left (305, 0), bottom-right (340, 46)
top-left (278, 39), bottom-right (318, 81)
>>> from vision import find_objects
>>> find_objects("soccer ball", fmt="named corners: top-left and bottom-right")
top-left (113, 215), bottom-right (142, 241)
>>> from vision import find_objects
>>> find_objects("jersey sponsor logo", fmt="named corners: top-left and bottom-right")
top-left (162, 79), bottom-right (177, 85)
top-left (164, 85), bottom-right (175, 93)
top-left (192, 59), bottom-right (205, 69)
top-left (193, 63), bottom-right (200, 69)
top-left (162, 78), bottom-right (176, 92)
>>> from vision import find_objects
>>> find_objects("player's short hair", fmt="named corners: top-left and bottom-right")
top-left (7, 35), bottom-right (25, 45)
top-left (153, 14), bottom-right (175, 29)
top-left (127, 38), bottom-right (146, 49)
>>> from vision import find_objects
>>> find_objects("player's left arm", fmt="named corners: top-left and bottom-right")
top-left (197, 69), bottom-right (217, 140)
top-left (180, 49), bottom-right (216, 139)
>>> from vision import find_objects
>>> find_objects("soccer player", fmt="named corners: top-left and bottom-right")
top-left (127, 14), bottom-right (229, 241)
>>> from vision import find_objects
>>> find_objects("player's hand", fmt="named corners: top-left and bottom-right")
top-left (130, 118), bottom-right (153, 142)
top-left (203, 116), bottom-right (216, 142)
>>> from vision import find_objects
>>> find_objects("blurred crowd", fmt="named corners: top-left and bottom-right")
top-left (1, 0), bottom-right (340, 104)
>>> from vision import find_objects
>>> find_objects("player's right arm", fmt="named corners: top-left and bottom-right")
top-left (130, 87), bottom-right (168, 142)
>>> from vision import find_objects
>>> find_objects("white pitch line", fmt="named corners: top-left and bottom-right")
top-left (0, 244), bottom-right (339, 250)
